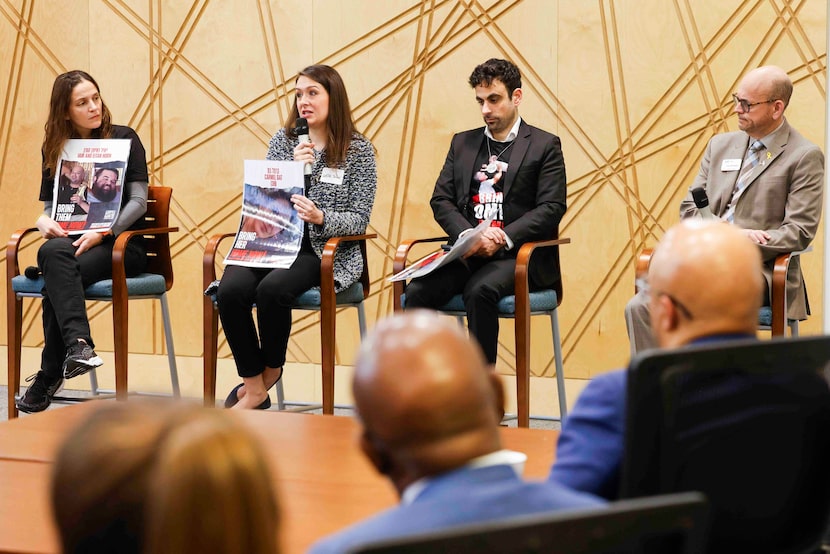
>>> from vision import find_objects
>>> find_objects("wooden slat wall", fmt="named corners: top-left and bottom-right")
top-left (0, 0), bottom-right (825, 383)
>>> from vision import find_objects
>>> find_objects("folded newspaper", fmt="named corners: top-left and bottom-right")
top-left (387, 213), bottom-right (496, 282)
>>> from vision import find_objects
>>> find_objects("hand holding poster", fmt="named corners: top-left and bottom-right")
top-left (387, 212), bottom-right (496, 282)
top-left (224, 160), bottom-right (305, 268)
top-left (52, 139), bottom-right (131, 234)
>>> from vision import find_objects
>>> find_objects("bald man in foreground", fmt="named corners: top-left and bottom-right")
top-left (309, 311), bottom-right (603, 554)
top-left (549, 220), bottom-right (764, 499)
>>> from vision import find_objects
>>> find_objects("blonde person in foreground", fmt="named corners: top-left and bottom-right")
top-left (51, 401), bottom-right (281, 554)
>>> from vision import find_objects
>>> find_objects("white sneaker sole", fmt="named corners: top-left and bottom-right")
top-left (63, 356), bottom-right (104, 379)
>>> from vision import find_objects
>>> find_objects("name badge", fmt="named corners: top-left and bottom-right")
top-left (320, 168), bottom-right (345, 185)
top-left (721, 158), bottom-right (742, 171)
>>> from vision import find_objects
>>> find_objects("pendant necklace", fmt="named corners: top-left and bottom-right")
top-left (486, 138), bottom-right (514, 173)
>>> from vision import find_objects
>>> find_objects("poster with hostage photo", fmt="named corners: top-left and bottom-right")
top-left (51, 139), bottom-right (130, 234)
top-left (224, 159), bottom-right (305, 268)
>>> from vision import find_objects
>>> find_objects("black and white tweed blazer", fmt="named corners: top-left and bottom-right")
top-left (266, 129), bottom-right (377, 292)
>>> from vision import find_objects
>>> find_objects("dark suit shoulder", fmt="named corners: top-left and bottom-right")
top-left (520, 120), bottom-right (559, 142)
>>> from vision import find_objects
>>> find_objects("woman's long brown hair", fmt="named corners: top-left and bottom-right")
top-left (42, 70), bottom-right (112, 176)
top-left (282, 64), bottom-right (358, 167)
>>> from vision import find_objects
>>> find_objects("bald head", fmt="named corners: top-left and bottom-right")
top-left (648, 220), bottom-right (762, 348)
top-left (741, 66), bottom-right (792, 107)
top-left (735, 66), bottom-right (791, 138)
top-left (353, 311), bottom-right (504, 494)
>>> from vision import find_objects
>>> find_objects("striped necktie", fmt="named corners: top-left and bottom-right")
top-left (725, 139), bottom-right (765, 223)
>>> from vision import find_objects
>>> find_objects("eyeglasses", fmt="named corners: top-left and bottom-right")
top-left (732, 93), bottom-right (777, 113)
top-left (636, 278), bottom-right (695, 320)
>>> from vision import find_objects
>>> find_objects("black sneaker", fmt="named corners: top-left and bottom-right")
top-left (16, 371), bottom-right (64, 413)
top-left (62, 340), bottom-right (103, 379)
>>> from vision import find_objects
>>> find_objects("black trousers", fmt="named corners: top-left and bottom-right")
top-left (405, 255), bottom-right (540, 364)
top-left (216, 246), bottom-right (321, 379)
top-left (37, 237), bottom-right (146, 379)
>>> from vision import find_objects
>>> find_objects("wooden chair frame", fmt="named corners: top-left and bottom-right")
top-left (203, 232), bottom-right (375, 414)
top-left (393, 236), bottom-right (570, 428)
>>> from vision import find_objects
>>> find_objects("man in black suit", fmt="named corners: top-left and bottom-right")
top-left (405, 58), bottom-right (567, 364)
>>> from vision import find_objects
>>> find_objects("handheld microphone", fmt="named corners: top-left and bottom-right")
top-left (294, 117), bottom-right (312, 176)
top-left (24, 266), bottom-right (42, 279)
top-left (691, 187), bottom-right (715, 220)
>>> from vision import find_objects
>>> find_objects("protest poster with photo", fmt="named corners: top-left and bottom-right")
top-left (51, 139), bottom-right (131, 234)
top-left (224, 159), bottom-right (305, 268)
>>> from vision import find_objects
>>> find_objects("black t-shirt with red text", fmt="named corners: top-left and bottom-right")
top-left (469, 137), bottom-right (513, 228)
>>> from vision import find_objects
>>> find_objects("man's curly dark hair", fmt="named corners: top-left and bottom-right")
top-left (468, 58), bottom-right (522, 95)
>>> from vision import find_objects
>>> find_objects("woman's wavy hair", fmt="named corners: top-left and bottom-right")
top-left (42, 70), bottom-right (112, 176)
top-left (282, 64), bottom-right (358, 167)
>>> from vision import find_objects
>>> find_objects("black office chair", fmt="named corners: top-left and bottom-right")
top-left (351, 492), bottom-right (708, 554)
top-left (620, 336), bottom-right (830, 554)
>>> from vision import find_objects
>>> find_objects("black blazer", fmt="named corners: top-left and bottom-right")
top-left (429, 119), bottom-right (567, 288)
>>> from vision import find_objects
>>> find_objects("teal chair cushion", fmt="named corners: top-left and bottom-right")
top-left (12, 273), bottom-right (167, 299)
top-left (401, 289), bottom-right (559, 315)
top-left (295, 283), bottom-right (364, 307)
top-left (758, 307), bottom-right (772, 327)
top-left (204, 280), bottom-right (364, 308)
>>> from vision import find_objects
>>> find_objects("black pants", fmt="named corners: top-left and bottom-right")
top-left (37, 237), bottom-right (146, 379)
top-left (405, 256), bottom-right (535, 364)
top-left (216, 247), bottom-right (321, 378)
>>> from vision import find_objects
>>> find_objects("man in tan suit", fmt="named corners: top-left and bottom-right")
top-left (626, 65), bottom-right (824, 352)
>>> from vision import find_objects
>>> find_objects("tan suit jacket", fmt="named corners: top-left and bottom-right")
top-left (679, 119), bottom-right (824, 320)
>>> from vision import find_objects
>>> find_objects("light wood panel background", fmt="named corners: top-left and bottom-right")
top-left (0, 0), bottom-right (826, 388)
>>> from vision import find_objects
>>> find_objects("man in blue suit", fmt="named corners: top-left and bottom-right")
top-left (549, 220), bottom-right (763, 499)
top-left (309, 311), bottom-right (603, 554)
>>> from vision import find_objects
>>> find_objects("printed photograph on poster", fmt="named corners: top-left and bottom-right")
top-left (51, 139), bottom-right (131, 234)
top-left (224, 160), bottom-right (305, 269)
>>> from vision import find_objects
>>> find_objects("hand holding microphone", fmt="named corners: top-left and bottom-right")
top-left (294, 117), bottom-right (313, 176)
top-left (691, 187), bottom-right (716, 220)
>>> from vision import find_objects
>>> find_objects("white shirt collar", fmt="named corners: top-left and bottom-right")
top-left (400, 449), bottom-right (526, 505)
top-left (484, 116), bottom-right (522, 142)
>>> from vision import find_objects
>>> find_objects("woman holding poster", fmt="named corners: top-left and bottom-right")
top-left (218, 64), bottom-right (377, 409)
top-left (16, 70), bottom-right (150, 413)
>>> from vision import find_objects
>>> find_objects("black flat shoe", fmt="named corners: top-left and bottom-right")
top-left (224, 383), bottom-right (244, 408)
top-left (224, 369), bottom-right (283, 409)
top-left (254, 394), bottom-right (271, 410)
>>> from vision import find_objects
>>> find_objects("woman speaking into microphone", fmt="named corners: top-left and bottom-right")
top-left (217, 64), bottom-right (377, 409)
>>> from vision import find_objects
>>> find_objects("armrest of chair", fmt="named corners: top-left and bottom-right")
top-left (770, 247), bottom-right (812, 335)
top-left (6, 227), bottom-right (40, 283)
top-left (320, 233), bottom-right (377, 312)
top-left (202, 233), bottom-right (237, 292)
top-left (634, 248), bottom-right (654, 293)
top-left (514, 238), bottom-right (571, 306)
top-left (111, 226), bottom-right (179, 293)
top-left (392, 236), bottom-right (448, 311)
